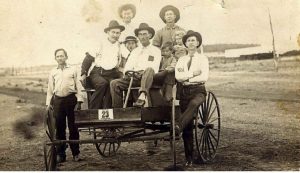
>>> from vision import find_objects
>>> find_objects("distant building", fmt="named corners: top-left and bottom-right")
top-left (225, 46), bottom-right (273, 58)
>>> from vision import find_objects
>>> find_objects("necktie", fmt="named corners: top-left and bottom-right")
top-left (187, 55), bottom-right (193, 70)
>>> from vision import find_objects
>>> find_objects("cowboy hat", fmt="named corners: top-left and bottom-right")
top-left (123, 36), bottom-right (138, 44)
top-left (118, 3), bottom-right (136, 18)
top-left (182, 30), bottom-right (202, 48)
top-left (104, 20), bottom-right (125, 33)
top-left (134, 23), bottom-right (155, 39)
top-left (159, 5), bottom-right (180, 23)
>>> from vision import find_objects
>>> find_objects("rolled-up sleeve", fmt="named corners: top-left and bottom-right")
top-left (46, 70), bottom-right (54, 106)
top-left (74, 66), bottom-right (84, 103)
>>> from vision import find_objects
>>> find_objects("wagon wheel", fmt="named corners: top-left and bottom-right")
top-left (44, 107), bottom-right (57, 171)
top-left (44, 142), bottom-right (57, 171)
top-left (194, 91), bottom-right (221, 163)
top-left (93, 128), bottom-right (121, 157)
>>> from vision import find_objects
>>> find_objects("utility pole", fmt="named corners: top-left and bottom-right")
top-left (268, 8), bottom-right (278, 72)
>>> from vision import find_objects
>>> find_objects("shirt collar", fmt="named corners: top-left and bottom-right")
top-left (188, 51), bottom-right (200, 58)
top-left (104, 37), bottom-right (119, 45)
top-left (56, 64), bottom-right (70, 69)
top-left (164, 24), bottom-right (178, 30)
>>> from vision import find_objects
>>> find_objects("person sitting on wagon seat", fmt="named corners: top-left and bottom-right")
top-left (80, 20), bottom-right (124, 109)
top-left (110, 23), bottom-right (162, 108)
top-left (46, 48), bottom-right (84, 163)
top-left (174, 30), bottom-right (209, 166)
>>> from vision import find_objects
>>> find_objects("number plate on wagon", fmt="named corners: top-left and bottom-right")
top-left (98, 109), bottom-right (114, 120)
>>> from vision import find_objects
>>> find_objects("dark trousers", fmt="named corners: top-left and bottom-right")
top-left (89, 66), bottom-right (122, 109)
top-left (110, 67), bottom-right (167, 108)
top-left (177, 84), bottom-right (206, 162)
top-left (53, 94), bottom-right (80, 157)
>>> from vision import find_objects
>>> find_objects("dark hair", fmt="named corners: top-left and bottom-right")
top-left (161, 41), bottom-right (174, 52)
top-left (54, 48), bottom-right (68, 57)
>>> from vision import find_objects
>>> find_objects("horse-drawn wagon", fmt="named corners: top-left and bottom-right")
top-left (43, 72), bottom-right (221, 171)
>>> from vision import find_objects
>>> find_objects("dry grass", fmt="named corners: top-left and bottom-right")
top-left (12, 106), bottom-right (45, 140)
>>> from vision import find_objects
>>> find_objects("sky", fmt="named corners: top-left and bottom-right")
top-left (0, 0), bottom-right (299, 67)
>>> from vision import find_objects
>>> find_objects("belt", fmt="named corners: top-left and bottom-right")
top-left (54, 93), bottom-right (76, 99)
top-left (95, 66), bottom-right (117, 74)
top-left (182, 82), bottom-right (205, 87)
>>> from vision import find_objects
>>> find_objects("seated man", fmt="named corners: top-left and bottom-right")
top-left (80, 20), bottom-right (124, 109)
top-left (110, 23), bottom-right (162, 108)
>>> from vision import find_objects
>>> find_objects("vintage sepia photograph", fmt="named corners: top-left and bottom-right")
top-left (0, 0), bottom-right (299, 171)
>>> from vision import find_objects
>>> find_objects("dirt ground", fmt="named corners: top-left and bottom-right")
top-left (0, 57), bottom-right (299, 171)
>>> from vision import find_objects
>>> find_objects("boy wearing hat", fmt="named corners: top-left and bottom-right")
top-left (110, 23), bottom-right (162, 108)
top-left (46, 48), bottom-right (84, 162)
top-left (153, 5), bottom-right (185, 48)
top-left (175, 30), bottom-right (209, 166)
top-left (119, 36), bottom-right (138, 71)
top-left (80, 20), bottom-right (124, 109)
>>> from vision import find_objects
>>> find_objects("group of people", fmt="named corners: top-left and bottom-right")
top-left (46, 3), bottom-right (209, 167)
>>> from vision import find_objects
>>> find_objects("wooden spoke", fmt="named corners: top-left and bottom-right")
top-left (208, 130), bottom-right (218, 143)
top-left (94, 128), bottom-right (121, 157)
top-left (207, 105), bottom-right (217, 123)
top-left (208, 117), bottom-right (219, 124)
top-left (198, 108), bottom-right (205, 124)
top-left (208, 133), bottom-right (216, 153)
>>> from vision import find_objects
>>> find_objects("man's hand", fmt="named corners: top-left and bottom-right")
top-left (193, 70), bottom-right (202, 77)
top-left (46, 105), bottom-right (52, 112)
top-left (80, 74), bottom-right (87, 87)
top-left (76, 102), bottom-right (82, 110)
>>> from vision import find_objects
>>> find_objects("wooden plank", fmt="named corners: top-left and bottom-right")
top-left (75, 107), bottom-right (141, 122)
top-left (75, 106), bottom-right (181, 127)
top-left (141, 106), bottom-right (181, 122)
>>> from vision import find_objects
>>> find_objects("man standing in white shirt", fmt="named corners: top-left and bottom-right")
top-left (110, 23), bottom-right (162, 108)
top-left (46, 48), bottom-right (84, 163)
top-left (80, 20), bottom-right (124, 109)
top-left (174, 30), bottom-right (209, 166)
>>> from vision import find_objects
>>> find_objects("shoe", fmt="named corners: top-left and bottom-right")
top-left (133, 99), bottom-right (145, 107)
top-left (185, 160), bottom-right (193, 167)
top-left (73, 154), bottom-right (81, 162)
top-left (57, 155), bottom-right (66, 163)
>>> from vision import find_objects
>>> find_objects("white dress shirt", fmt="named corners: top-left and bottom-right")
top-left (89, 38), bottom-right (121, 73)
top-left (124, 44), bottom-right (162, 73)
top-left (175, 52), bottom-right (209, 85)
top-left (46, 64), bottom-right (84, 106)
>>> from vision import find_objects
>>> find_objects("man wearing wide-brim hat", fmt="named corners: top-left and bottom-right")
top-left (111, 23), bottom-right (163, 108)
top-left (174, 30), bottom-right (209, 167)
top-left (80, 20), bottom-right (125, 109)
top-left (152, 5), bottom-right (185, 48)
